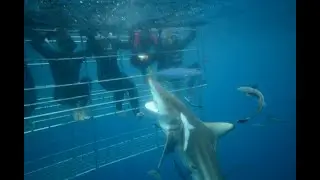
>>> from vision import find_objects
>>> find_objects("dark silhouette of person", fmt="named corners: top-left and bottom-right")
top-left (27, 28), bottom-right (92, 120)
top-left (128, 26), bottom-right (196, 75)
top-left (155, 28), bottom-right (196, 71)
top-left (85, 29), bottom-right (143, 117)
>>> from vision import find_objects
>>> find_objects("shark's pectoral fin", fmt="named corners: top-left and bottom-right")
top-left (180, 113), bottom-right (194, 151)
top-left (204, 122), bottom-right (235, 138)
top-left (157, 133), bottom-right (176, 169)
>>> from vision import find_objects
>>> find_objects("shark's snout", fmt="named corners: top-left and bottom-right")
top-left (147, 78), bottom-right (158, 92)
top-left (221, 122), bottom-right (235, 131)
top-left (147, 77), bottom-right (168, 115)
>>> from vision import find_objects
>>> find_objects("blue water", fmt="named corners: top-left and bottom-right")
top-left (24, 0), bottom-right (296, 179)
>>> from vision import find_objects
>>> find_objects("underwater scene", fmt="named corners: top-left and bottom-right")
top-left (24, 0), bottom-right (296, 179)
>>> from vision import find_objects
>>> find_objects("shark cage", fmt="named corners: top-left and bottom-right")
top-left (24, 2), bottom-right (209, 180)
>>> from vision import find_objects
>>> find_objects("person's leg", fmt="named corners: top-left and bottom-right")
top-left (121, 74), bottom-right (143, 117)
top-left (114, 90), bottom-right (125, 115)
top-left (76, 76), bottom-right (92, 107)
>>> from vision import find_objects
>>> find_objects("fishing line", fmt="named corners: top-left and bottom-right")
top-left (184, 96), bottom-right (203, 108)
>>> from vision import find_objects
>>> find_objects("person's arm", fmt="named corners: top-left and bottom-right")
top-left (83, 33), bottom-right (99, 56)
top-left (178, 29), bottom-right (196, 49)
top-left (28, 30), bottom-right (60, 59)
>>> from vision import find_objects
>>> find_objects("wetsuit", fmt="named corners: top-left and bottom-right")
top-left (129, 28), bottom-right (158, 75)
top-left (86, 31), bottom-right (141, 115)
top-left (155, 29), bottom-right (196, 70)
top-left (28, 29), bottom-right (91, 108)
top-left (24, 62), bottom-right (36, 117)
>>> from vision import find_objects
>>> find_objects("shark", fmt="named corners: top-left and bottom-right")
top-left (146, 76), bottom-right (235, 180)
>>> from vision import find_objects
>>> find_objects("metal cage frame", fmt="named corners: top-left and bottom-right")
top-left (24, 27), bottom-right (207, 180)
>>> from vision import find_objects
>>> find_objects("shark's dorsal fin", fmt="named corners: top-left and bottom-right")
top-left (204, 122), bottom-right (235, 139)
top-left (157, 133), bottom-right (176, 169)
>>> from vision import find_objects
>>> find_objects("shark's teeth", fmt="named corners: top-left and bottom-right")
top-left (144, 101), bottom-right (159, 114)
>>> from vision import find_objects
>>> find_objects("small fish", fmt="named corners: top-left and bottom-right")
top-left (237, 86), bottom-right (266, 118)
top-left (236, 118), bottom-right (250, 124)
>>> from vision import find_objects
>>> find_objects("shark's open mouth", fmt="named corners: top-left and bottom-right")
top-left (145, 101), bottom-right (159, 114)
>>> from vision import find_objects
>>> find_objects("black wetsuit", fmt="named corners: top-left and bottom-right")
top-left (24, 63), bottom-right (36, 117)
top-left (28, 29), bottom-right (91, 108)
top-left (155, 29), bottom-right (196, 71)
top-left (86, 32), bottom-right (141, 115)
top-left (129, 27), bottom-right (196, 74)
